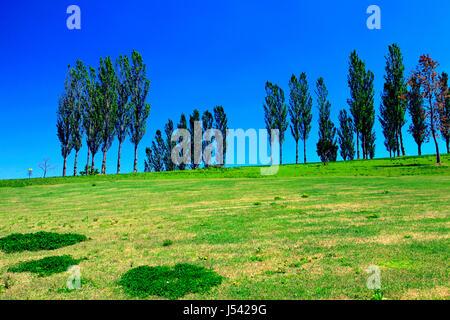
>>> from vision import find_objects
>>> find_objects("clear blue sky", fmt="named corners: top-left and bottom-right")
top-left (0, 0), bottom-right (449, 179)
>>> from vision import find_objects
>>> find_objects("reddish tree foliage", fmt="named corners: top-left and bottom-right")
top-left (407, 55), bottom-right (446, 163)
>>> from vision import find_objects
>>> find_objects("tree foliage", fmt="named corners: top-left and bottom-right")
top-left (144, 130), bottom-right (165, 172)
top-left (289, 73), bottom-right (312, 164)
top-left (337, 109), bottom-right (355, 161)
top-left (408, 55), bottom-right (445, 163)
top-left (315, 78), bottom-right (338, 164)
top-left (98, 57), bottom-right (118, 174)
top-left (213, 106), bottom-right (228, 164)
top-left (128, 50), bottom-right (151, 173)
top-left (115, 54), bottom-right (132, 174)
top-left (405, 75), bottom-right (427, 155)
top-left (380, 44), bottom-right (407, 157)
top-left (263, 81), bottom-right (288, 164)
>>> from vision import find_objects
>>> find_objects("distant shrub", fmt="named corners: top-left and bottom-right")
top-left (162, 239), bottom-right (173, 247)
top-left (8, 255), bottom-right (86, 277)
top-left (80, 166), bottom-right (99, 176)
top-left (301, 193), bottom-right (309, 198)
top-left (274, 196), bottom-right (282, 201)
top-left (253, 202), bottom-right (262, 206)
top-left (0, 232), bottom-right (87, 254)
top-left (367, 213), bottom-right (379, 219)
top-left (119, 263), bottom-right (223, 299)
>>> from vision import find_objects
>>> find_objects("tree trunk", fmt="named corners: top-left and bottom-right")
top-left (117, 140), bottom-right (122, 174)
top-left (303, 139), bottom-right (307, 164)
top-left (389, 149), bottom-right (392, 158)
top-left (133, 144), bottom-right (138, 173)
top-left (400, 130), bottom-right (405, 156)
top-left (63, 156), bottom-right (67, 177)
top-left (74, 150), bottom-right (79, 176)
top-left (102, 149), bottom-right (107, 175)
top-left (418, 143), bottom-right (422, 156)
top-left (295, 140), bottom-right (298, 164)
top-left (356, 132), bottom-right (360, 160)
top-left (446, 137), bottom-right (449, 154)
top-left (280, 143), bottom-right (283, 165)
top-left (432, 130), bottom-right (441, 164)
top-left (91, 154), bottom-right (96, 175)
top-left (86, 148), bottom-right (90, 175)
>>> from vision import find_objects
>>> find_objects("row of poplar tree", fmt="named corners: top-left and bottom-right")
top-left (144, 107), bottom-right (228, 172)
top-left (56, 50), bottom-right (151, 176)
top-left (262, 44), bottom-right (449, 165)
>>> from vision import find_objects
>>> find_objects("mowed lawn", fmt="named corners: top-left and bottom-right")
top-left (0, 155), bottom-right (449, 300)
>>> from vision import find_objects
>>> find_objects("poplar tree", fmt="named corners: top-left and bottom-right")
top-left (163, 119), bottom-right (175, 171)
top-left (128, 50), bottom-right (151, 173)
top-left (315, 78), bottom-right (338, 164)
top-left (213, 106), bottom-right (228, 165)
top-left (408, 55), bottom-right (444, 163)
top-left (115, 55), bottom-right (132, 174)
top-left (381, 44), bottom-right (407, 157)
top-left (57, 91), bottom-right (73, 177)
top-left (81, 65), bottom-right (100, 175)
top-left (337, 109), bottom-right (355, 161)
top-left (439, 72), bottom-right (450, 154)
top-left (144, 130), bottom-right (165, 172)
top-left (406, 76), bottom-right (427, 156)
top-left (348, 51), bottom-right (364, 160)
top-left (177, 114), bottom-right (188, 170)
top-left (360, 69), bottom-right (376, 159)
top-left (189, 109), bottom-right (201, 169)
top-left (202, 110), bottom-right (214, 167)
top-left (98, 57), bottom-right (118, 175)
top-left (289, 73), bottom-right (312, 164)
top-left (70, 61), bottom-right (86, 176)
top-left (263, 81), bottom-right (288, 164)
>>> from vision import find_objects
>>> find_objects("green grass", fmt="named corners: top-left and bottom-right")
top-left (8, 255), bottom-right (86, 277)
top-left (0, 154), bottom-right (448, 300)
top-left (119, 263), bottom-right (223, 299)
top-left (0, 232), bottom-right (87, 254)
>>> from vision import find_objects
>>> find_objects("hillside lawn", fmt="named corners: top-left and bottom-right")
top-left (0, 154), bottom-right (449, 300)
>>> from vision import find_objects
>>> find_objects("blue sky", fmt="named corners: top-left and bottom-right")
top-left (0, 0), bottom-right (449, 179)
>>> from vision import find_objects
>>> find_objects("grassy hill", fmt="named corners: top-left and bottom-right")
top-left (0, 154), bottom-right (448, 300)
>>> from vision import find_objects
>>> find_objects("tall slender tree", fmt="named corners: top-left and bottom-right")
top-left (213, 106), bottom-right (228, 165)
top-left (408, 55), bottom-right (444, 163)
top-left (70, 61), bottom-right (87, 176)
top-left (189, 109), bottom-right (201, 169)
top-left (163, 119), bottom-right (175, 171)
top-left (348, 51), bottom-right (364, 160)
top-left (128, 50), bottom-right (151, 173)
top-left (98, 57), bottom-right (118, 175)
top-left (144, 130), bottom-right (165, 172)
top-left (177, 114), bottom-right (188, 170)
top-left (80, 65), bottom-right (98, 174)
top-left (381, 44), bottom-right (407, 157)
top-left (405, 76), bottom-right (427, 155)
top-left (289, 73), bottom-right (313, 164)
top-left (57, 91), bottom-right (73, 177)
top-left (115, 55), bottom-right (132, 174)
top-left (202, 110), bottom-right (214, 167)
top-left (439, 72), bottom-right (450, 153)
top-left (360, 69), bottom-right (376, 159)
top-left (315, 78), bottom-right (338, 165)
top-left (337, 109), bottom-right (355, 161)
top-left (263, 81), bottom-right (288, 164)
